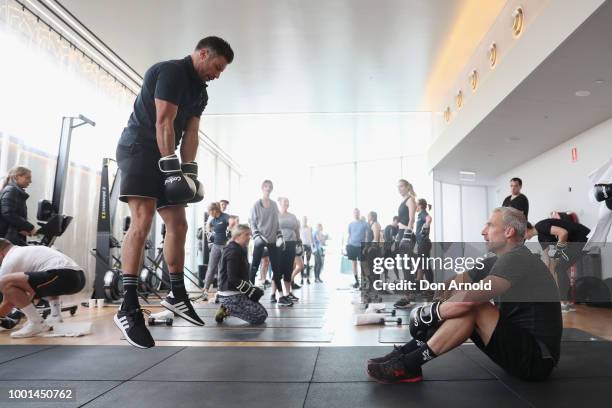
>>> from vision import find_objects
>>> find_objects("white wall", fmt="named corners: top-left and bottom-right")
top-left (494, 116), bottom-right (612, 278)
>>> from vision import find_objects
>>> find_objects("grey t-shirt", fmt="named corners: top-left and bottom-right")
top-left (469, 245), bottom-right (562, 362)
top-left (279, 212), bottom-right (300, 242)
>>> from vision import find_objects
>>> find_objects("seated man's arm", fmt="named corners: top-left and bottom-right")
top-left (440, 275), bottom-right (511, 319)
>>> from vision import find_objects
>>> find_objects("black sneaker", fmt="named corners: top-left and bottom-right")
top-left (161, 295), bottom-right (205, 326)
top-left (270, 294), bottom-right (277, 303)
top-left (316, 278), bottom-right (323, 283)
top-left (394, 298), bottom-right (411, 309)
top-left (353, 282), bottom-right (360, 289)
top-left (367, 357), bottom-right (423, 384)
top-left (368, 345), bottom-right (406, 364)
top-left (288, 293), bottom-right (299, 302)
top-left (114, 307), bottom-right (155, 349)
top-left (277, 296), bottom-right (294, 307)
top-left (291, 282), bottom-right (302, 290)
top-left (307, 278), bottom-right (311, 284)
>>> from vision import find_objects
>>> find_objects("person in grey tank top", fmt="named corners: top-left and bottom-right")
top-left (278, 197), bottom-right (301, 302)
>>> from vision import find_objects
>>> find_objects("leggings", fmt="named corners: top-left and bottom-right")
top-left (204, 243), bottom-right (224, 291)
top-left (249, 242), bottom-right (282, 290)
top-left (314, 248), bottom-right (324, 280)
top-left (302, 244), bottom-right (312, 279)
top-left (279, 241), bottom-right (297, 282)
top-left (219, 294), bottom-right (268, 325)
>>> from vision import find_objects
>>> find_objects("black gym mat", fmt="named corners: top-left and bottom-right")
top-left (84, 381), bottom-right (309, 408)
top-left (147, 326), bottom-right (333, 342)
top-left (134, 347), bottom-right (318, 382)
top-left (303, 381), bottom-right (529, 408)
top-left (0, 345), bottom-right (182, 381)
top-left (561, 328), bottom-right (606, 341)
top-left (0, 345), bottom-right (52, 365)
top-left (196, 308), bottom-right (326, 318)
top-left (461, 341), bottom-right (612, 379)
top-left (378, 327), bottom-right (606, 344)
top-left (312, 346), bottom-right (494, 382)
top-left (172, 316), bottom-right (325, 328)
top-left (0, 380), bottom-right (119, 408)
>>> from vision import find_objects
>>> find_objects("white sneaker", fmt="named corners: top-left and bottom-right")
top-left (45, 315), bottom-right (64, 325)
top-left (10, 321), bottom-right (52, 338)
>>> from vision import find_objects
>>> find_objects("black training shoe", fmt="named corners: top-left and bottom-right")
top-left (353, 282), bottom-right (360, 289)
top-left (394, 298), bottom-right (411, 309)
top-left (291, 282), bottom-right (302, 290)
top-left (367, 357), bottom-right (423, 384)
top-left (316, 278), bottom-right (323, 283)
top-left (114, 308), bottom-right (155, 349)
top-left (270, 294), bottom-right (277, 303)
top-left (288, 293), bottom-right (299, 302)
top-left (277, 296), bottom-right (294, 307)
top-left (368, 345), bottom-right (406, 364)
top-left (161, 295), bottom-right (205, 326)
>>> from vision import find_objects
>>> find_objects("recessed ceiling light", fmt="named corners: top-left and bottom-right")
top-left (444, 107), bottom-right (451, 122)
top-left (489, 43), bottom-right (497, 68)
top-left (594, 79), bottom-right (605, 84)
top-left (575, 90), bottom-right (591, 97)
top-left (505, 136), bottom-right (521, 142)
top-left (512, 7), bottom-right (524, 37)
top-left (456, 90), bottom-right (464, 108)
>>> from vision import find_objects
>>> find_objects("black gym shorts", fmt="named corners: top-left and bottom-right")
top-left (25, 269), bottom-right (86, 298)
top-left (471, 318), bottom-right (556, 381)
top-left (116, 143), bottom-right (184, 209)
top-left (346, 244), bottom-right (361, 261)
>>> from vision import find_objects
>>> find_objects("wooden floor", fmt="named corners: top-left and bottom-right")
top-left (2, 273), bottom-right (611, 347)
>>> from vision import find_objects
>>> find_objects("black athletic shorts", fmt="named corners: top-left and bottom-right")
top-left (471, 317), bottom-right (556, 381)
top-left (346, 244), bottom-right (361, 261)
top-left (25, 269), bottom-right (86, 298)
top-left (116, 143), bottom-right (184, 209)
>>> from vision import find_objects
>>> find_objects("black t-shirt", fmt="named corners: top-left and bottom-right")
top-left (119, 56), bottom-right (208, 149)
top-left (469, 245), bottom-right (562, 363)
top-left (502, 194), bottom-right (529, 218)
top-left (534, 219), bottom-right (591, 249)
top-left (383, 225), bottom-right (399, 242)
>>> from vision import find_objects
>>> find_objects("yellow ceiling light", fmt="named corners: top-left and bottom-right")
top-left (444, 107), bottom-right (452, 122)
top-left (488, 42), bottom-right (498, 68)
top-left (469, 69), bottom-right (479, 91)
top-left (512, 7), bottom-right (524, 37)
top-left (456, 90), bottom-right (464, 108)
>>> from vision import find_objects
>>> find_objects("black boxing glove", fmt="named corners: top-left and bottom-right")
top-left (594, 183), bottom-right (612, 202)
top-left (181, 161), bottom-right (204, 203)
top-left (237, 280), bottom-right (264, 302)
top-left (409, 301), bottom-right (443, 341)
top-left (0, 317), bottom-right (18, 330)
top-left (158, 154), bottom-right (196, 203)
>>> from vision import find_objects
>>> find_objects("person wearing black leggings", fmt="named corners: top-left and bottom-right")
top-left (277, 197), bottom-right (301, 302)
top-left (249, 180), bottom-right (292, 306)
top-left (300, 217), bottom-right (314, 284)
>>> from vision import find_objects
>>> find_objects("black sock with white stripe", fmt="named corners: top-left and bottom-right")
top-left (170, 272), bottom-right (187, 299)
top-left (122, 275), bottom-right (139, 309)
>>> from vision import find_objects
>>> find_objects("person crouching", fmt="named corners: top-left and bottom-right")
top-left (215, 224), bottom-right (268, 325)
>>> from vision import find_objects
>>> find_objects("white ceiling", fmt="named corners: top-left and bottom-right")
top-left (59, 0), bottom-right (504, 114)
top-left (433, 0), bottom-right (612, 184)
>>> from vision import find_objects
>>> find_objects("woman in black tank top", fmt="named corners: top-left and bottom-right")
top-left (394, 179), bottom-right (418, 309)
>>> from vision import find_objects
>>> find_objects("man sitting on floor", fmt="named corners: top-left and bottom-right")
top-left (215, 224), bottom-right (268, 325)
top-left (0, 238), bottom-right (86, 338)
top-left (367, 207), bottom-right (562, 383)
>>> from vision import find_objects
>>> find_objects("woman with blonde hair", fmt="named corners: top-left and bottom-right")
top-left (0, 166), bottom-right (36, 246)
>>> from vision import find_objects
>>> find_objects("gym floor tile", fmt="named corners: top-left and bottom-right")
top-left (303, 381), bottom-right (530, 408)
top-left (0, 345), bottom-right (183, 381)
top-left (0, 380), bottom-right (119, 408)
top-left (500, 377), bottom-right (612, 407)
top-left (312, 346), bottom-right (494, 382)
top-left (0, 345), bottom-right (52, 365)
top-left (133, 346), bottom-right (318, 382)
top-left (147, 326), bottom-right (333, 342)
top-left (82, 381), bottom-right (309, 408)
top-left (462, 342), bottom-right (612, 379)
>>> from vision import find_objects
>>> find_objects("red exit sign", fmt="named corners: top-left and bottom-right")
top-left (571, 147), bottom-right (578, 163)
